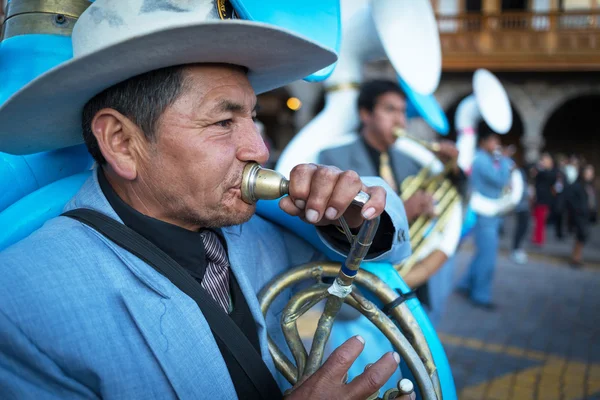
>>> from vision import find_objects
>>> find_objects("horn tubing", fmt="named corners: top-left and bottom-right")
top-left (257, 262), bottom-right (439, 399)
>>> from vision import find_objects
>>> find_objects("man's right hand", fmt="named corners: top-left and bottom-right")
top-left (284, 335), bottom-right (411, 400)
top-left (403, 190), bottom-right (435, 223)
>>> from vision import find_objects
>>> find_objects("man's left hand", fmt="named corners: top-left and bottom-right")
top-left (279, 164), bottom-right (386, 228)
top-left (435, 140), bottom-right (459, 163)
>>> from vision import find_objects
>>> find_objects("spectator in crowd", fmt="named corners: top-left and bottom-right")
top-left (551, 154), bottom-right (568, 239)
top-left (532, 152), bottom-right (556, 246)
top-left (566, 164), bottom-right (597, 268)
top-left (564, 154), bottom-right (580, 185)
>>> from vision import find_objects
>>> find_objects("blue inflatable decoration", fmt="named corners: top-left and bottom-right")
top-left (0, 35), bottom-right (73, 105)
top-left (0, 145), bottom-right (93, 212)
top-left (0, 5), bottom-right (93, 248)
top-left (399, 77), bottom-right (449, 135)
top-left (230, 0), bottom-right (341, 82)
top-left (0, 171), bottom-right (91, 251)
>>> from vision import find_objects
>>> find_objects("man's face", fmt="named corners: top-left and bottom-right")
top-left (481, 134), bottom-right (500, 153)
top-left (137, 64), bottom-right (268, 229)
top-left (541, 154), bottom-right (553, 169)
top-left (361, 92), bottom-right (407, 149)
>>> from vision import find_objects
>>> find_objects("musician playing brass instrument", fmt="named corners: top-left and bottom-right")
top-left (319, 80), bottom-right (467, 321)
top-left (0, 1), bottom-right (418, 399)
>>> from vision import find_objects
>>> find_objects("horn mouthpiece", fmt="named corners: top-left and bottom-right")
top-left (241, 163), bottom-right (289, 204)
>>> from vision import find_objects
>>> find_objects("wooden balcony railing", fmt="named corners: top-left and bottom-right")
top-left (437, 11), bottom-right (600, 71)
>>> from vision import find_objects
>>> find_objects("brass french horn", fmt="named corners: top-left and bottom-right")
top-left (241, 162), bottom-right (441, 400)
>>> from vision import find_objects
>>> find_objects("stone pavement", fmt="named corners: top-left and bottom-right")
top-left (440, 241), bottom-right (600, 400)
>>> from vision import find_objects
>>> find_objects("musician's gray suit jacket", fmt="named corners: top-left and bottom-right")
top-left (318, 136), bottom-right (421, 186)
top-left (0, 167), bottom-right (410, 399)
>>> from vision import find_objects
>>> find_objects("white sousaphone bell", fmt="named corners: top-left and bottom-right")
top-left (455, 69), bottom-right (524, 217)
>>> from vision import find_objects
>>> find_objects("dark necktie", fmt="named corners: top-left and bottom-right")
top-left (200, 230), bottom-right (231, 313)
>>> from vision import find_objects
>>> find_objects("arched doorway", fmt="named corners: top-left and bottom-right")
top-left (444, 95), bottom-right (525, 165)
top-left (542, 94), bottom-right (600, 172)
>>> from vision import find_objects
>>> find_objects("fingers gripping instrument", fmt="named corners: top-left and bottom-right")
top-left (241, 162), bottom-right (440, 400)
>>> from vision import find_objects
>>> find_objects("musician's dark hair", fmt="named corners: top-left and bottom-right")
top-left (82, 65), bottom-right (188, 165)
top-left (357, 80), bottom-right (406, 113)
top-left (476, 119), bottom-right (497, 145)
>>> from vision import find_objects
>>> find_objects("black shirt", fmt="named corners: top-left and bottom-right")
top-left (535, 169), bottom-right (557, 206)
top-left (98, 169), bottom-right (275, 399)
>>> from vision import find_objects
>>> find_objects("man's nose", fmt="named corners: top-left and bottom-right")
top-left (396, 114), bottom-right (407, 129)
top-left (237, 121), bottom-right (269, 165)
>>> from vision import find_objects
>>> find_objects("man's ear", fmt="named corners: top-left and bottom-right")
top-left (91, 109), bottom-right (149, 181)
top-left (359, 108), bottom-right (371, 126)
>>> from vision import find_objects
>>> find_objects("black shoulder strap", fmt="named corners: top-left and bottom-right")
top-left (62, 208), bottom-right (282, 399)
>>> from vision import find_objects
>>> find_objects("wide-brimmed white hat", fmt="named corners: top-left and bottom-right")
top-left (0, 0), bottom-right (337, 155)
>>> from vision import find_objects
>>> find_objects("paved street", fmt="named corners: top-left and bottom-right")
top-left (440, 218), bottom-right (600, 400)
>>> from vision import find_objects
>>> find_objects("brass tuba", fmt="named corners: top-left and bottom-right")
top-left (241, 162), bottom-right (441, 400)
top-left (391, 129), bottom-right (462, 277)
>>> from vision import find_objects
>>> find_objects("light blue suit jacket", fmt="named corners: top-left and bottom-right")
top-left (0, 169), bottom-right (410, 399)
top-left (470, 149), bottom-right (511, 200)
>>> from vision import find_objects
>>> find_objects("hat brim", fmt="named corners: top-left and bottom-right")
top-left (0, 20), bottom-right (337, 155)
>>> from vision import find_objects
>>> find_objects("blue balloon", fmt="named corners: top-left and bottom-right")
top-left (230, 0), bottom-right (341, 81)
top-left (399, 78), bottom-right (449, 135)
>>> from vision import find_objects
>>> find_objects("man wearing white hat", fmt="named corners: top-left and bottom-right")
top-left (0, 1), bottom-right (415, 399)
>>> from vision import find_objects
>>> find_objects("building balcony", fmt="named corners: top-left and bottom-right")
top-left (437, 10), bottom-right (600, 71)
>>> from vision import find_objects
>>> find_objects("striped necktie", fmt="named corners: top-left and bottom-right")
top-left (379, 151), bottom-right (398, 193)
top-left (200, 230), bottom-right (231, 313)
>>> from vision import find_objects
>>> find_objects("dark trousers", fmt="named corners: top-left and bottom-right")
top-left (512, 210), bottom-right (530, 250)
top-left (554, 211), bottom-right (564, 239)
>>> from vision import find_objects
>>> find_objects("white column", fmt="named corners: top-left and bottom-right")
top-left (521, 114), bottom-right (545, 164)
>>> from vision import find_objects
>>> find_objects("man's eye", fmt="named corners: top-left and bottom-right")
top-left (216, 119), bottom-right (233, 128)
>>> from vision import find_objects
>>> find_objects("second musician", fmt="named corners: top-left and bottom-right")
top-left (318, 79), bottom-right (466, 323)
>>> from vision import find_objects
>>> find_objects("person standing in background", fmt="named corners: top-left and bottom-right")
top-left (564, 155), bottom-right (580, 185)
top-left (551, 154), bottom-right (568, 239)
top-left (457, 126), bottom-right (511, 310)
top-left (566, 164), bottom-right (597, 268)
top-left (532, 152), bottom-right (556, 247)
